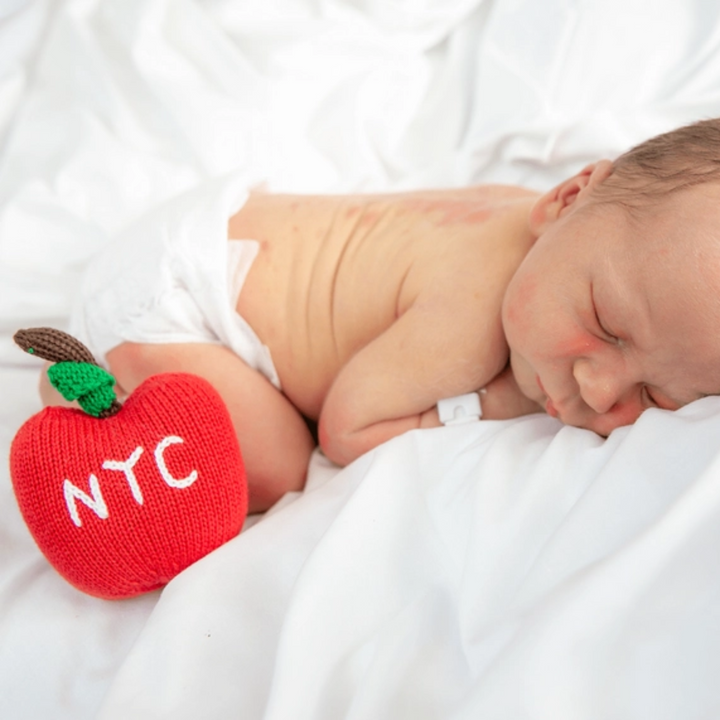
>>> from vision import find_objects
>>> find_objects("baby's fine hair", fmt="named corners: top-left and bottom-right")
top-left (597, 117), bottom-right (720, 208)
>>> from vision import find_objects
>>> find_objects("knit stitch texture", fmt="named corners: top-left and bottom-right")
top-left (10, 372), bottom-right (247, 599)
top-left (48, 362), bottom-right (117, 417)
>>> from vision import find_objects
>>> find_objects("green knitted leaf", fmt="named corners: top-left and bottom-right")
top-left (77, 384), bottom-right (118, 417)
top-left (47, 362), bottom-right (117, 417)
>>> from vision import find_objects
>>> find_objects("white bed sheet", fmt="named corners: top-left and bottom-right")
top-left (3, 0), bottom-right (720, 718)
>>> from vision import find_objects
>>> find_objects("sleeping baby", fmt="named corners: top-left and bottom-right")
top-left (46, 118), bottom-right (720, 512)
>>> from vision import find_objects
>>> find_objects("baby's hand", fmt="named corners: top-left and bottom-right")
top-left (480, 365), bottom-right (542, 420)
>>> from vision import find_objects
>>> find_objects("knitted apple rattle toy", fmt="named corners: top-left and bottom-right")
top-left (9, 328), bottom-right (248, 599)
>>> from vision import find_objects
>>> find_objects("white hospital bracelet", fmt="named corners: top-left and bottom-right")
top-left (437, 392), bottom-right (483, 426)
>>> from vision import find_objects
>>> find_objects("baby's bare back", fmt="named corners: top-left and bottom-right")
top-left (229, 186), bottom-right (538, 421)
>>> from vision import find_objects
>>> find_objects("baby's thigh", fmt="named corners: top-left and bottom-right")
top-left (107, 342), bottom-right (315, 513)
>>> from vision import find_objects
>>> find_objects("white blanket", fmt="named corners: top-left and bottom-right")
top-left (3, 1), bottom-right (720, 718)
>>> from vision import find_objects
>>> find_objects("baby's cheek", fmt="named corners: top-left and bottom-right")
top-left (503, 274), bottom-right (538, 338)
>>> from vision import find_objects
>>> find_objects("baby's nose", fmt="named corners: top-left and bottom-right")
top-left (572, 357), bottom-right (627, 415)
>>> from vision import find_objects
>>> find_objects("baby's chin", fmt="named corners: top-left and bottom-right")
top-left (508, 353), bottom-right (542, 403)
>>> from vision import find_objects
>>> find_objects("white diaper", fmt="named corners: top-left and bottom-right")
top-left (70, 172), bottom-right (281, 388)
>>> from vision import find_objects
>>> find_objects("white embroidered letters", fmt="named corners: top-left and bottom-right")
top-left (63, 436), bottom-right (199, 527)
top-left (102, 446), bottom-right (145, 505)
top-left (64, 475), bottom-right (109, 528)
top-left (154, 436), bottom-right (199, 489)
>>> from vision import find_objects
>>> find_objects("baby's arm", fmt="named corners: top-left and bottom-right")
top-left (39, 362), bottom-right (79, 408)
top-left (479, 364), bottom-right (543, 420)
top-left (318, 298), bottom-right (510, 466)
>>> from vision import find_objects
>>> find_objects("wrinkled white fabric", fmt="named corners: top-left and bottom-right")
top-left (97, 402), bottom-right (720, 720)
top-left (3, 0), bottom-right (720, 718)
top-left (70, 172), bottom-right (280, 386)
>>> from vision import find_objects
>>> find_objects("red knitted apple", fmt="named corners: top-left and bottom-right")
top-left (9, 328), bottom-right (248, 600)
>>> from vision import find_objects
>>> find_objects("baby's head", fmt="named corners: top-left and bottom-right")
top-left (503, 118), bottom-right (720, 435)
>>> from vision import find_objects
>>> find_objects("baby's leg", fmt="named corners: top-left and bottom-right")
top-left (106, 342), bottom-right (315, 514)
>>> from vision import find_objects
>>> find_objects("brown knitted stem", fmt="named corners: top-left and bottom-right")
top-left (14, 327), bottom-right (97, 364)
top-left (14, 327), bottom-right (123, 418)
top-left (97, 399), bottom-right (124, 419)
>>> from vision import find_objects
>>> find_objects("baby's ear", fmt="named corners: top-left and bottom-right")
top-left (529, 160), bottom-right (613, 236)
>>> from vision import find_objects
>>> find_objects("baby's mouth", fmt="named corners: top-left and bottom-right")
top-left (545, 397), bottom-right (559, 418)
